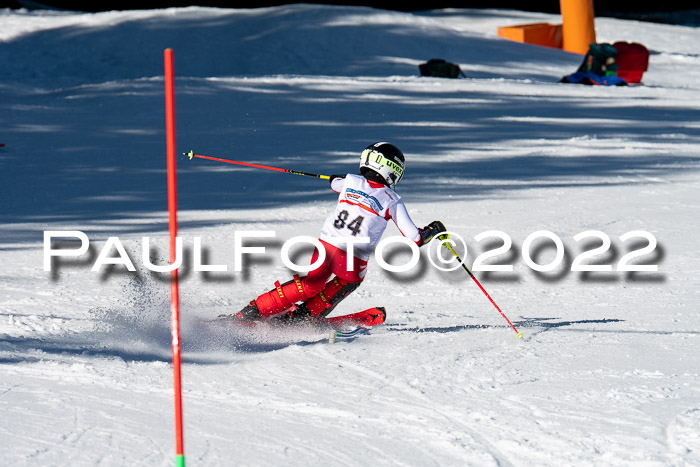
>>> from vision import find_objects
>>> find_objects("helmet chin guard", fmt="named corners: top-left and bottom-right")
top-left (359, 142), bottom-right (405, 190)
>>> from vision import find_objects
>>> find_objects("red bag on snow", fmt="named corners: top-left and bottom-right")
top-left (613, 42), bottom-right (649, 84)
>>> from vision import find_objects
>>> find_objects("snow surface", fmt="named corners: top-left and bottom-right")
top-left (2, 4), bottom-right (700, 466)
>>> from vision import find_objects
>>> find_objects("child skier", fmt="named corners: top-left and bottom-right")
top-left (234, 142), bottom-right (446, 325)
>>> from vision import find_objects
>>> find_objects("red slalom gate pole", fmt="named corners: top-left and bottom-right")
top-left (164, 48), bottom-right (185, 467)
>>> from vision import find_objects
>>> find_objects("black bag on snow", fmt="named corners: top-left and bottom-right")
top-left (419, 58), bottom-right (466, 78)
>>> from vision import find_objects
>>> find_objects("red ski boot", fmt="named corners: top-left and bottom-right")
top-left (216, 300), bottom-right (263, 323)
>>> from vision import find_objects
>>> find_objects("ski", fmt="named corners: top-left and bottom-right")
top-left (328, 326), bottom-right (370, 343)
top-left (200, 307), bottom-right (382, 346)
top-left (324, 306), bottom-right (386, 328)
top-left (213, 306), bottom-right (386, 329)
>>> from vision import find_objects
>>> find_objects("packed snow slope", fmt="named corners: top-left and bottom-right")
top-left (1, 4), bottom-right (700, 466)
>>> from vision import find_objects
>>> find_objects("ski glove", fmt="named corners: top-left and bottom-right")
top-left (419, 220), bottom-right (447, 245)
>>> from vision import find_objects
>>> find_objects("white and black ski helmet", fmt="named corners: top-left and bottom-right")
top-left (359, 142), bottom-right (405, 190)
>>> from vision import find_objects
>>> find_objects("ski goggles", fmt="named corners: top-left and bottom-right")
top-left (360, 148), bottom-right (404, 180)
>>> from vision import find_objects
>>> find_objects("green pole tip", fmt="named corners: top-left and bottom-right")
top-left (175, 454), bottom-right (185, 467)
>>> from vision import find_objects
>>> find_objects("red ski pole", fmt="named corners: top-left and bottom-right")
top-left (442, 240), bottom-right (523, 339)
top-left (185, 150), bottom-right (330, 180)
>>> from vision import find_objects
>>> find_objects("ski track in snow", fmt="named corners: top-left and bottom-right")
top-left (311, 345), bottom-right (513, 466)
top-left (2, 4), bottom-right (700, 466)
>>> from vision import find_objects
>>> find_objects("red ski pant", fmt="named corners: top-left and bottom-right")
top-left (255, 239), bottom-right (367, 319)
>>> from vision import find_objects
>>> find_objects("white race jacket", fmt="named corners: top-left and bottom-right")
top-left (320, 174), bottom-right (421, 261)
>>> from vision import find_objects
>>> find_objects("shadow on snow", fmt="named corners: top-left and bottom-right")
top-left (1, 5), bottom-right (698, 244)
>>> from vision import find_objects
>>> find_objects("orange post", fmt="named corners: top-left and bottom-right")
top-left (164, 48), bottom-right (185, 467)
top-left (560, 0), bottom-right (596, 54)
